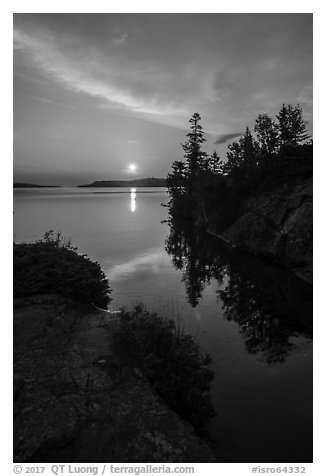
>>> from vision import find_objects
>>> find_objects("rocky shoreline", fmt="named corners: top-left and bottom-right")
top-left (14, 294), bottom-right (215, 463)
top-left (221, 175), bottom-right (312, 283)
top-left (196, 157), bottom-right (313, 284)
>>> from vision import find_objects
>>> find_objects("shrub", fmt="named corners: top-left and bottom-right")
top-left (13, 231), bottom-right (111, 308)
top-left (112, 304), bottom-right (215, 432)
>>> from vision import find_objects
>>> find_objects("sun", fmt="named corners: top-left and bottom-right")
top-left (128, 163), bottom-right (137, 173)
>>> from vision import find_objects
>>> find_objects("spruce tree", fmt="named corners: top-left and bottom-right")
top-left (167, 160), bottom-right (188, 198)
top-left (182, 113), bottom-right (206, 180)
top-left (276, 104), bottom-right (310, 147)
top-left (254, 113), bottom-right (279, 156)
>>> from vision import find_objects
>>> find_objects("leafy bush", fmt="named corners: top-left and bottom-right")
top-left (112, 304), bottom-right (215, 432)
top-left (14, 231), bottom-right (111, 308)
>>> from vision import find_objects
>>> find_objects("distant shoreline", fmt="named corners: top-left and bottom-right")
top-left (79, 178), bottom-right (167, 188)
top-left (14, 178), bottom-right (167, 188)
top-left (14, 183), bottom-right (61, 189)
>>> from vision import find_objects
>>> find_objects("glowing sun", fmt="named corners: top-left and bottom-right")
top-left (128, 163), bottom-right (137, 172)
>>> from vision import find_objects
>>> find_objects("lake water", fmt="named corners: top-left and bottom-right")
top-left (13, 187), bottom-right (313, 463)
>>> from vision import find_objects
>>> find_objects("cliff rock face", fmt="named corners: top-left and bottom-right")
top-left (222, 175), bottom-right (312, 282)
top-left (14, 295), bottom-right (215, 463)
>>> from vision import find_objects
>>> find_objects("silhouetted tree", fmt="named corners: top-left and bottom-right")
top-left (166, 160), bottom-right (188, 198)
top-left (254, 113), bottom-right (279, 156)
top-left (223, 140), bottom-right (243, 176)
top-left (166, 104), bottom-right (312, 237)
top-left (223, 127), bottom-right (259, 183)
top-left (182, 113), bottom-right (207, 184)
top-left (241, 127), bottom-right (259, 169)
top-left (206, 150), bottom-right (223, 174)
top-left (276, 104), bottom-right (310, 148)
top-left (167, 113), bottom-right (209, 217)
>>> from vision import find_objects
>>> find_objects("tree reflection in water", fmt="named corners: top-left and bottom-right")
top-left (165, 218), bottom-right (312, 364)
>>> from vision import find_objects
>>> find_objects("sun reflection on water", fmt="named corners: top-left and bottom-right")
top-left (130, 188), bottom-right (136, 213)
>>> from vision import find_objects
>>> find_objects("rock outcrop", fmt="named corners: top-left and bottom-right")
top-left (221, 169), bottom-right (312, 283)
top-left (14, 295), bottom-right (215, 463)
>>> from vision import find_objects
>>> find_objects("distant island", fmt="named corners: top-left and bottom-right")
top-left (14, 183), bottom-right (61, 188)
top-left (79, 177), bottom-right (167, 188)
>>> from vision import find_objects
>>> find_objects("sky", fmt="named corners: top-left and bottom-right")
top-left (13, 13), bottom-right (313, 186)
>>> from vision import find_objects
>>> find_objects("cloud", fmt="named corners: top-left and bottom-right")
top-left (32, 96), bottom-right (78, 110)
top-left (112, 29), bottom-right (128, 45)
top-left (297, 84), bottom-right (313, 109)
top-left (214, 132), bottom-right (242, 144)
top-left (13, 14), bottom-right (312, 141)
top-left (210, 66), bottom-right (244, 102)
top-left (13, 26), bottom-right (188, 126)
top-left (32, 96), bottom-right (53, 104)
top-left (296, 84), bottom-right (313, 130)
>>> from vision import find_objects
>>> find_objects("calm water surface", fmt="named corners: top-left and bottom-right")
top-left (13, 187), bottom-right (312, 462)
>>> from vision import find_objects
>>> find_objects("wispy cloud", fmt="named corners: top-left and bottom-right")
top-left (296, 84), bottom-right (313, 131)
top-left (13, 26), bottom-right (188, 125)
top-left (297, 84), bottom-right (313, 109)
top-left (32, 95), bottom-right (79, 110)
top-left (215, 132), bottom-right (242, 145)
top-left (112, 29), bottom-right (129, 45)
top-left (13, 13), bottom-right (313, 167)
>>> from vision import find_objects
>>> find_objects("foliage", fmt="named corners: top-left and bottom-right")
top-left (14, 230), bottom-right (111, 308)
top-left (182, 112), bottom-right (207, 182)
top-left (254, 113), bottom-right (279, 156)
top-left (166, 104), bottom-right (312, 228)
top-left (223, 127), bottom-right (260, 183)
top-left (112, 304), bottom-right (215, 431)
top-left (224, 105), bottom-right (310, 181)
top-left (167, 113), bottom-right (222, 219)
top-left (276, 103), bottom-right (310, 148)
top-left (166, 160), bottom-right (188, 198)
top-left (205, 150), bottom-right (224, 174)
